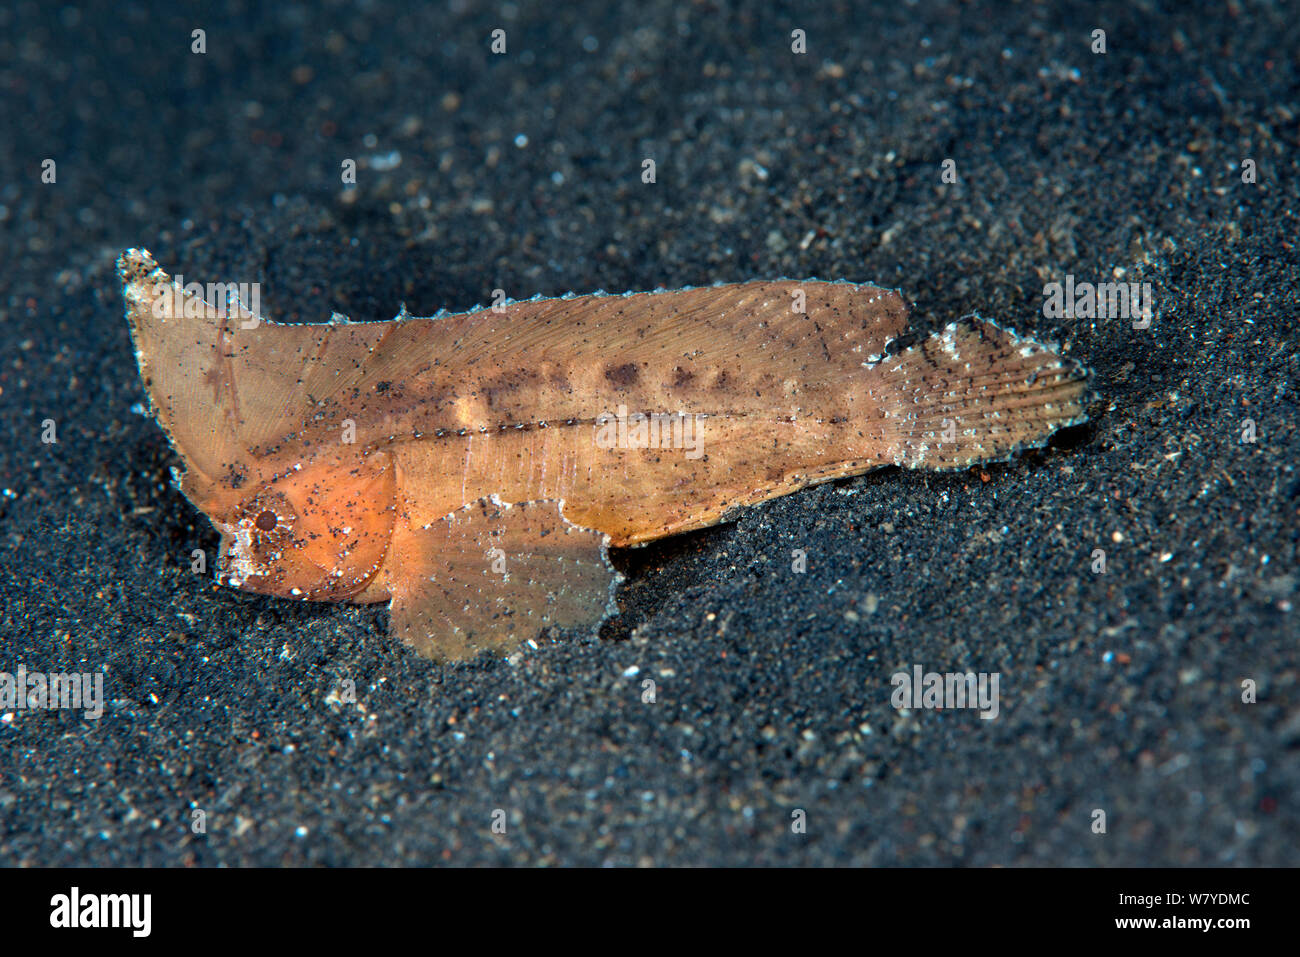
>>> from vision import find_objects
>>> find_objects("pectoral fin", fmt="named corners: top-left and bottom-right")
top-left (385, 496), bottom-right (621, 662)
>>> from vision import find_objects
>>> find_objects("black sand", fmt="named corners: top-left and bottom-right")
top-left (0, 0), bottom-right (1296, 865)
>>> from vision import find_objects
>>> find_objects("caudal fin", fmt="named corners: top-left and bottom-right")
top-left (876, 318), bottom-right (1091, 469)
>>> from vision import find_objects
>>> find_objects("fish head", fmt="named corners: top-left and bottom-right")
top-left (212, 453), bottom-right (396, 602)
top-left (117, 248), bottom-right (400, 604)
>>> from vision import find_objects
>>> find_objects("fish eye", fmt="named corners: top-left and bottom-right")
top-left (236, 491), bottom-right (297, 547)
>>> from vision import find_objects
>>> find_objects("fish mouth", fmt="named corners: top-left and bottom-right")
top-left (214, 523), bottom-right (267, 590)
top-left (213, 523), bottom-right (353, 600)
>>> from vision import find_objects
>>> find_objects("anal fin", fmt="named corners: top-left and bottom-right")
top-left (386, 496), bottom-right (621, 662)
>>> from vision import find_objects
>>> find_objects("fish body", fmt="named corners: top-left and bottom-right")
top-left (120, 249), bottom-right (1090, 660)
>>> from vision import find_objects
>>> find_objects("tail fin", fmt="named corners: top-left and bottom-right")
top-left (875, 318), bottom-right (1090, 469)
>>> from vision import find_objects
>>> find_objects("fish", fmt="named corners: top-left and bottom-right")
top-left (118, 248), bottom-right (1091, 661)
